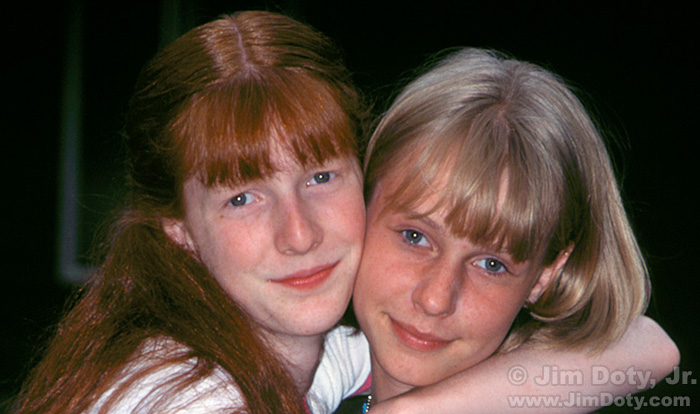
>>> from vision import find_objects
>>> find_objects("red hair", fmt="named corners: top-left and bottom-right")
top-left (13, 11), bottom-right (365, 414)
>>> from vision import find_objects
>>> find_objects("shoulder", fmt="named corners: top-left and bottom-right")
top-left (321, 326), bottom-right (371, 375)
top-left (85, 337), bottom-right (243, 414)
top-left (323, 325), bottom-right (370, 357)
top-left (307, 326), bottom-right (371, 413)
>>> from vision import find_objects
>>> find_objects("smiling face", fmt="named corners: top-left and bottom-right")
top-left (167, 149), bottom-right (365, 345)
top-left (353, 170), bottom-right (565, 399)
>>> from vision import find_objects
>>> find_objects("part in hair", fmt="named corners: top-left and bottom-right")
top-left (13, 11), bottom-right (365, 414)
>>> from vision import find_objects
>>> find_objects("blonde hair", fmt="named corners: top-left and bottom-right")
top-left (365, 48), bottom-right (649, 352)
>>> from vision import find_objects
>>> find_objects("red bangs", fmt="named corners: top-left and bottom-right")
top-left (171, 70), bottom-right (357, 186)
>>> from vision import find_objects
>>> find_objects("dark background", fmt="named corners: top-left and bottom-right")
top-left (2, 1), bottom-right (697, 412)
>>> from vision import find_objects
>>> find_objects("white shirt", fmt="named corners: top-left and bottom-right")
top-left (86, 326), bottom-right (371, 413)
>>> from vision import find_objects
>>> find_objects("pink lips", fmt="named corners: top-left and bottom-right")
top-left (390, 318), bottom-right (452, 352)
top-left (271, 262), bottom-right (338, 291)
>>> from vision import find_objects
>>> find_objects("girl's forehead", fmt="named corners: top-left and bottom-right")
top-left (371, 158), bottom-right (509, 212)
top-left (253, 140), bottom-right (358, 176)
top-left (368, 166), bottom-right (447, 228)
top-left (266, 141), bottom-right (306, 170)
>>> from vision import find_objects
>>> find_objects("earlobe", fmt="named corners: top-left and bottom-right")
top-left (527, 246), bottom-right (573, 303)
top-left (162, 218), bottom-right (194, 251)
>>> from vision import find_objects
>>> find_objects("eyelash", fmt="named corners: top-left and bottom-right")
top-left (401, 229), bottom-right (509, 275)
top-left (226, 170), bottom-right (336, 208)
top-left (228, 192), bottom-right (256, 207)
top-left (306, 171), bottom-right (336, 186)
top-left (401, 229), bottom-right (430, 247)
top-left (473, 257), bottom-right (508, 274)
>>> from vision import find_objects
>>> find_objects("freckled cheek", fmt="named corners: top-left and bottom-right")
top-left (356, 244), bottom-right (410, 307)
top-left (203, 225), bottom-right (267, 274)
top-left (328, 196), bottom-right (366, 239)
top-left (342, 209), bottom-right (366, 243)
top-left (463, 292), bottom-right (527, 339)
top-left (353, 268), bottom-right (389, 340)
top-left (354, 250), bottom-right (387, 306)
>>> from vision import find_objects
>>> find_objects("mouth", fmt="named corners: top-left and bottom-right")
top-left (271, 261), bottom-right (339, 291)
top-left (390, 317), bottom-right (452, 352)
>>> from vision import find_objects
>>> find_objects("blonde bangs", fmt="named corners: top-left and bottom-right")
top-left (172, 70), bottom-right (357, 187)
top-left (382, 107), bottom-right (559, 263)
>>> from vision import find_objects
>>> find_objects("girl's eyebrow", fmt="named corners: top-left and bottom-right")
top-left (401, 209), bottom-right (448, 236)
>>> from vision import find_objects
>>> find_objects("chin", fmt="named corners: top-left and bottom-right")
top-left (386, 361), bottom-right (450, 387)
top-left (294, 301), bottom-right (348, 334)
top-left (379, 345), bottom-right (482, 388)
top-left (290, 317), bottom-right (340, 336)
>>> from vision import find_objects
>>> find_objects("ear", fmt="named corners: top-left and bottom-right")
top-left (161, 218), bottom-right (195, 251)
top-left (527, 245), bottom-right (573, 303)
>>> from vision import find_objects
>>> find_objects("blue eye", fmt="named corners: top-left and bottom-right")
top-left (307, 171), bottom-right (335, 186)
top-left (229, 192), bottom-right (254, 207)
top-left (474, 258), bottom-right (507, 274)
top-left (402, 229), bottom-right (428, 246)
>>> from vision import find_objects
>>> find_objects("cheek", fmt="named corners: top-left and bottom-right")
top-left (194, 222), bottom-right (266, 277)
top-left (461, 286), bottom-right (529, 340)
top-left (353, 252), bottom-right (380, 315)
top-left (330, 191), bottom-right (367, 241)
top-left (354, 233), bottom-right (408, 313)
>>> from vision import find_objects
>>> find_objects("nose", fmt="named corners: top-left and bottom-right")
top-left (274, 194), bottom-right (323, 255)
top-left (411, 259), bottom-right (461, 317)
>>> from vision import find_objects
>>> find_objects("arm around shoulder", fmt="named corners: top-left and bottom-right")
top-left (370, 316), bottom-right (679, 414)
top-left (621, 315), bottom-right (679, 379)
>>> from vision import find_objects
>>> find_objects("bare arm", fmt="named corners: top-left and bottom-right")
top-left (370, 316), bottom-right (679, 413)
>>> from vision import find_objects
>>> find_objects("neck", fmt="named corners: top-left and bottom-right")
top-left (263, 331), bottom-right (325, 394)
